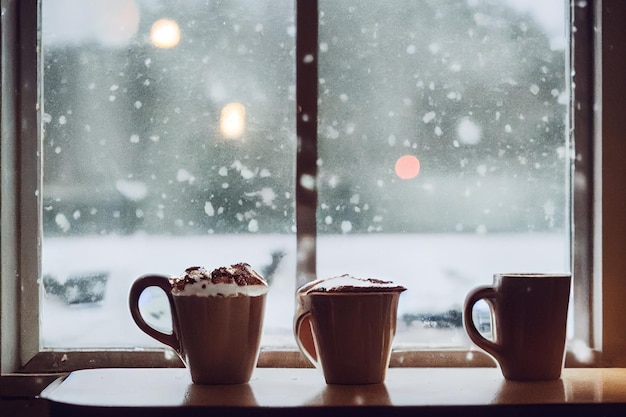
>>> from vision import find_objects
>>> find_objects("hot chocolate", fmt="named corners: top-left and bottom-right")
top-left (295, 274), bottom-right (406, 384)
top-left (171, 263), bottom-right (268, 384)
top-left (129, 263), bottom-right (268, 384)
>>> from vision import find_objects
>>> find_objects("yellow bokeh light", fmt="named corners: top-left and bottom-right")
top-left (220, 102), bottom-right (246, 139)
top-left (150, 19), bottom-right (181, 49)
top-left (395, 155), bottom-right (421, 179)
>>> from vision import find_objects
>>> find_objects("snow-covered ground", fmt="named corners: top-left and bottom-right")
top-left (41, 232), bottom-right (568, 349)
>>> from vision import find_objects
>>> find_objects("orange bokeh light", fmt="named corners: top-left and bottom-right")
top-left (150, 19), bottom-right (181, 49)
top-left (220, 102), bottom-right (246, 139)
top-left (395, 155), bottom-right (421, 179)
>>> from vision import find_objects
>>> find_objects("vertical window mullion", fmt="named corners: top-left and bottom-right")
top-left (571, 0), bottom-right (596, 350)
top-left (21, 0), bottom-right (42, 366)
top-left (295, 0), bottom-right (319, 288)
top-left (1, 0), bottom-right (41, 370)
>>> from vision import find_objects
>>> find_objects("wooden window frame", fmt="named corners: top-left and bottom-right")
top-left (3, 0), bottom-right (625, 374)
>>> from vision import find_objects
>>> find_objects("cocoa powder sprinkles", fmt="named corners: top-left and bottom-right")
top-left (170, 263), bottom-right (268, 294)
top-left (170, 266), bottom-right (211, 292)
top-left (212, 263), bottom-right (265, 286)
top-left (301, 274), bottom-right (406, 294)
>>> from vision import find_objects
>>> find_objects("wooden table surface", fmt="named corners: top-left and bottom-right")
top-left (41, 367), bottom-right (626, 416)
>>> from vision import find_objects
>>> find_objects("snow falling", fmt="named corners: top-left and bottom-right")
top-left (40, 0), bottom-right (570, 348)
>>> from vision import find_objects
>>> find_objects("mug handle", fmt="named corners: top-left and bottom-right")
top-left (463, 285), bottom-right (502, 359)
top-left (129, 274), bottom-right (181, 353)
top-left (294, 301), bottom-right (318, 365)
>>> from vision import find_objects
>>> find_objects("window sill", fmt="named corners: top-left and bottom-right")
top-left (20, 348), bottom-right (499, 372)
top-left (19, 346), bottom-right (598, 373)
top-left (39, 367), bottom-right (626, 417)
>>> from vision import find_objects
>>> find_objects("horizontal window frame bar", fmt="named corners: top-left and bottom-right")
top-left (17, 348), bottom-right (602, 374)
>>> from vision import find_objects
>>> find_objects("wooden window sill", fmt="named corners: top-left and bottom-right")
top-left (20, 348), bottom-right (499, 372)
top-left (39, 367), bottom-right (626, 416)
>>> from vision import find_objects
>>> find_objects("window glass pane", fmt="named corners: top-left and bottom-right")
top-left (41, 0), bottom-right (296, 348)
top-left (41, 0), bottom-right (570, 351)
top-left (317, 0), bottom-right (569, 347)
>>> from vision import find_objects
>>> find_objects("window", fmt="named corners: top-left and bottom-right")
top-left (3, 0), bottom-right (626, 372)
top-left (40, 0), bottom-right (570, 351)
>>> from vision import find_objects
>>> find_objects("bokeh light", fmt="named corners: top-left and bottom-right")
top-left (150, 19), bottom-right (181, 49)
top-left (220, 102), bottom-right (247, 139)
top-left (395, 155), bottom-right (421, 179)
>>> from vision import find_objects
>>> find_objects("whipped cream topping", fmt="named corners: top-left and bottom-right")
top-left (171, 263), bottom-right (268, 297)
top-left (300, 274), bottom-right (406, 294)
